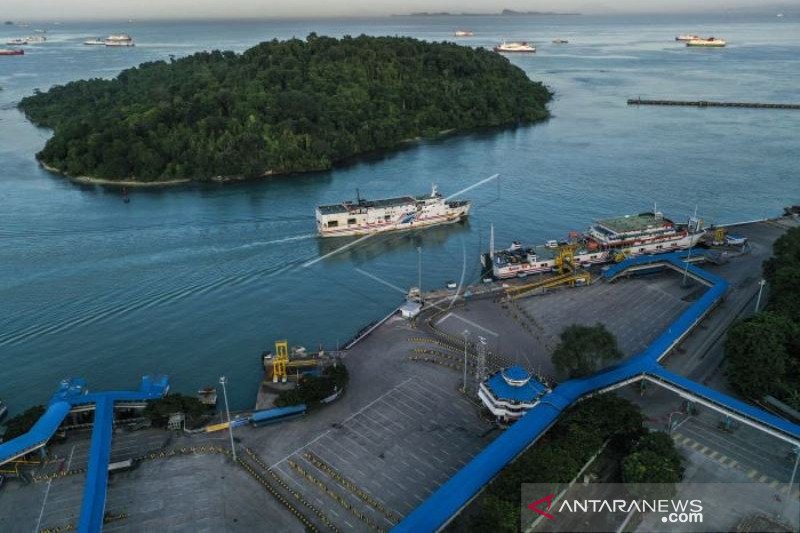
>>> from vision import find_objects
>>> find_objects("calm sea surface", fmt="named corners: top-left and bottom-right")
top-left (1, 14), bottom-right (798, 412)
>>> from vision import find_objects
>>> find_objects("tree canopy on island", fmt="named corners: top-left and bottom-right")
top-left (19, 34), bottom-right (551, 182)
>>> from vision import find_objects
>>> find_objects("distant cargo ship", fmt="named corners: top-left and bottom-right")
top-left (484, 211), bottom-right (705, 279)
top-left (454, 30), bottom-right (474, 37)
top-left (316, 185), bottom-right (470, 237)
top-left (686, 37), bottom-right (726, 47)
top-left (494, 41), bottom-right (535, 53)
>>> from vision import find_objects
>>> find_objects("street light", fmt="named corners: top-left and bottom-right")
top-left (666, 411), bottom-right (685, 434)
top-left (755, 279), bottom-right (767, 313)
top-left (461, 329), bottom-right (470, 393)
top-left (219, 376), bottom-right (237, 462)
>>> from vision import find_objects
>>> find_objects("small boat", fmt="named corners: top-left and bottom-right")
top-left (454, 30), bottom-right (474, 37)
top-left (0, 48), bottom-right (24, 56)
top-left (552, 38), bottom-right (569, 44)
top-left (446, 281), bottom-right (458, 289)
top-left (26, 35), bottom-right (46, 43)
top-left (6, 38), bottom-right (27, 45)
top-left (686, 37), bottom-right (727, 47)
top-left (493, 41), bottom-right (536, 53)
top-left (84, 38), bottom-right (106, 46)
top-left (675, 34), bottom-right (701, 42)
top-left (197, 387), bottom-right (218, 407)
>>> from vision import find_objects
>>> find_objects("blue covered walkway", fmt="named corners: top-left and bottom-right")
top-left (0, 376), bottom-right (169, 533)
top-left (394, 252), bottom-right (800, 532)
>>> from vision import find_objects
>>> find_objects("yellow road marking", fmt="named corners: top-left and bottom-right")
top-left (691, 441), bottom-right (701, 450)
top-left (748, 469), bottom-right (758, 478)
top-left (727, 460), bottom-right (738, 468)
top-left (758, 475), bottom-right (769, 483)
top-left (769, 480), bottom-right (779, 488)
top-left (708, 451), bottom-right (719, 459)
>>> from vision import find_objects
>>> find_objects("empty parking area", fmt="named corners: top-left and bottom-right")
top-left (272, 375), bottom-right (493, 531)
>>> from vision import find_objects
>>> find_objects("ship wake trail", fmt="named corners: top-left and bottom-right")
top-left (0, 260), bottom-right (298, 348)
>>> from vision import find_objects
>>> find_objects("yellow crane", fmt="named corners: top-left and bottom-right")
top-left (273, 340), bottom-right (289, 383)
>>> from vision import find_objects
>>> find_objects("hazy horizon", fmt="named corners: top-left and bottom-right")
top-left (3, 1), bottom-right (796, 22)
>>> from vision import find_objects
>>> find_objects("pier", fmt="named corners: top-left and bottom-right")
top-left (627, 98), bottom-right (800, 110)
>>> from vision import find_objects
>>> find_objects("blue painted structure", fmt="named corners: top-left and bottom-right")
top-left (394, 252), bottom-right (800, 533)
top-left (0, 376), bottom-right (169, 533)
top-left (250, 404), bottom-right (307, 426)
top-left (485, 367), bottom-right (547, 403)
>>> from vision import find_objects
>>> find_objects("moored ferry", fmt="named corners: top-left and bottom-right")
top-left (316, 185), bottom-right (470, 237)
top-left (485, 211), bottom-right (705, 279)
top-left (494, 41), bottom-right (535, 53)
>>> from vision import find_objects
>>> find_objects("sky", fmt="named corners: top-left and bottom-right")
top-left (3, 0), bottom-right (794, 20)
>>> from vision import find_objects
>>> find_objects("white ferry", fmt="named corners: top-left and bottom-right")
top-left (104, 34), bottom-right (135, 47)
top-left (316, 185), bottom-right (470, 237)
top-left (454, 30), bottom-right (474, 37)
top-left (686, 37), bottom-right (726, 47)
top-left (485, 211), bottom-right (705, 279)
top-left (675, 34), bottom-right (701, 42)
top-left (493, 41), bottom-right (535, 53)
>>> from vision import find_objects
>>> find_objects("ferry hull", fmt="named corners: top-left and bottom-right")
top-left (318, 207), bottom-right (469, 238)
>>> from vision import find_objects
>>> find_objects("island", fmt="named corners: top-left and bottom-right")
top-left (19, 34), bottom-right (551, 185)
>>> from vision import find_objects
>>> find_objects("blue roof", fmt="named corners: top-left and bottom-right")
top-left (503, 365), bottom-right (529, 382)
top-left (394, 252), bottom-right (800, 533)
top-left (485, 370), bottom-right (546, 403)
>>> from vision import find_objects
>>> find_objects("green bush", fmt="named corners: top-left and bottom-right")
top-left (143, 393), bottom-right (207, 427)
top-left (275, 364), bottom-right (348, 408)
top-left (552, 323), bottom-right (623, 378)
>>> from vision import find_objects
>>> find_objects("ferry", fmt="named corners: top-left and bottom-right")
top-left (0, 48), bottom-right (24, 56)
top-left (5, 38), bottom-right (27, 45)
top-left (686, 37), bottom-right (726, 47)
top-left (104, 34), bottom-right (135, 47)
top-left (484, 211), bottom-right (705, 279)
top-left (552, 38), bottom-right (569, 44)
top-left (84, 38), bottom-right (106, 45)
top-left (675, 34), bottom-right (701, 41)
top-left (26, 35), bottom-right (46, 43)
top-left (494, 41), bottom-right (535, 53)
top-left (454, 30), bottom-right (474, 37)
top-left (316, 185), bottom-right (470, 237)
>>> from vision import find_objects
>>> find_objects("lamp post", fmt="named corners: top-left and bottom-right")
top-left (219, 376), bottom-right (237, 462)
top-left (755, 279), bottom-right (766, 313)
top-left (417, 246), bottom-right (422, 303)
top-left (462, 329), bottom-right (470, 393)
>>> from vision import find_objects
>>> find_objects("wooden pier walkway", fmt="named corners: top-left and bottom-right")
top-left (627, 98), bottom-right (800, 110)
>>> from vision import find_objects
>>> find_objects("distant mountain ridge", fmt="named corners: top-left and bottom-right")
top-left (399, 9), bottom-right (581, 16)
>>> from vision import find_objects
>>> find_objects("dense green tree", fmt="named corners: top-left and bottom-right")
top-left (764, 227), bottom-right (800, 321)
top-left (552, 323), bottom-right (623, 378)
top-left (275, 364), bottom-right (349, 408)
top-left (19, 35), bottom-right (551, 183)
top-left (2, 405), bottom-right (46, 440)
top-left (725, 312), bottom-right (799, 403)
top-left (622, 432), bottom-right (684, 499)
top-left (143, 393), bottom-right (207, 427)
top-left (462, 395), bottom-right (644, 532)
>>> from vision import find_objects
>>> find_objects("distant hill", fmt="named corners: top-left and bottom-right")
top-left (400, 9), bottom-right (580, 16)
top-left (19, 34), bottom-right (551, 184)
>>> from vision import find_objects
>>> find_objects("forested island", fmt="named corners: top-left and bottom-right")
top-left (19, 34), bottom-right (551, 184)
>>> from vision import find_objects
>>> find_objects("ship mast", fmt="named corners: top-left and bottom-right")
top-left (489, 224), bottom-right (495, 259)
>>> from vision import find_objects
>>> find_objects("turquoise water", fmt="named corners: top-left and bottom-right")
top-left (1, 15), bottom-right (798, 412)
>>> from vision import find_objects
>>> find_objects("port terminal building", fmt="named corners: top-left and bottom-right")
top-left (478, 366), bottom-right (549, 424)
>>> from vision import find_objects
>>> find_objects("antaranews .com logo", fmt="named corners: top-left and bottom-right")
top-left (521, 483), bottom-right (798, 532)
